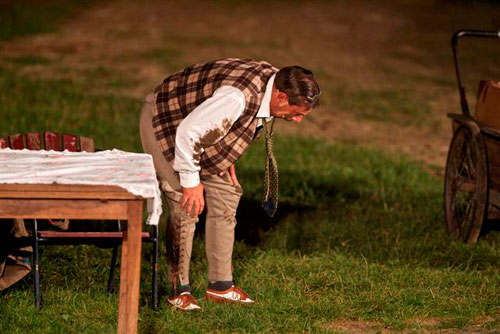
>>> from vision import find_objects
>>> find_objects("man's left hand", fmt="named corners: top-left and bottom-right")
top-left (218, 164), bottom-right (239, 187)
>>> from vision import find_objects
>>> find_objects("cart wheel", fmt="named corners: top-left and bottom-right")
top-left (444, 122), bottom-right (489, 244)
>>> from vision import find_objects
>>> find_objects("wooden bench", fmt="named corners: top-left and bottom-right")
top-left (0, 131), bottom-right (159, 310)
top-left (0, 131), bottom-right (95, 152)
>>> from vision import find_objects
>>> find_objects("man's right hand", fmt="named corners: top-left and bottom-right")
top-left (180, 183), bottom-right (204, 217)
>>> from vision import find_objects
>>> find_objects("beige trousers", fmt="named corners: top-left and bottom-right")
top-left (139, 93), bottom-right (242, 286)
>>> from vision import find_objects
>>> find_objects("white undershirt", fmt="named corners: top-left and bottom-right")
top-left (173, 74), bottom-right (275, 188)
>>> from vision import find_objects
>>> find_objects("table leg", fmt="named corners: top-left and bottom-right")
top-left (117, 200), bottom-right (143, 334)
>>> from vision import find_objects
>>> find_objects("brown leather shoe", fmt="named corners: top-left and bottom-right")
top-left (205, 285), bottom-right (254, 304)
top-left (167, 292), bottom-right (201, 311)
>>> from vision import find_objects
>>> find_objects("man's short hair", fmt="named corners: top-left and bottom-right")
top-left (275, 66), bottom-right (321, 108)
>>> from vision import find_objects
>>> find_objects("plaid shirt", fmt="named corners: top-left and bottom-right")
top-left (151, 58), bottom-right (278, 175)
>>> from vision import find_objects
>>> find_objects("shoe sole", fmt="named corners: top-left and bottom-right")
top-left (204, 293), bottom-right (254, 304)
top-left (167, 303), bottom-right (201, 311)
top-left (167, 298), bottom-right (201, 311)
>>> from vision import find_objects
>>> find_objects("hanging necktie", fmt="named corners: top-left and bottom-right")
top-left (262, 119), bottom-right (278, 217)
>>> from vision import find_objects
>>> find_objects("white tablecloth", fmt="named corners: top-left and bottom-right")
top-left (0, 148), bottom-right (162, 225)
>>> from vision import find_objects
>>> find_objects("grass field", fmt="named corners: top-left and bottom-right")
top-left (1, 59), bottom-right (499, 334)
top-left (0, 0), bottom-right (97, 41)
top-left (0, 1), bottom-right (499, 333)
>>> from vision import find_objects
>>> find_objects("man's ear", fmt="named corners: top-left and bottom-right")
top-left (277, 90), bottom-right (288, 101)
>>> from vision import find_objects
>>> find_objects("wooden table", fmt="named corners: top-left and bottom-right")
top-left (0, 183), bottom-right (145, 334)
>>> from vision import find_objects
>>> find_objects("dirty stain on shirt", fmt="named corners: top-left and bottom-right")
top-left (192, 118), bottom-right (233, 165)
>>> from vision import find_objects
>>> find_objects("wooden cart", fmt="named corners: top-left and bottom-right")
top-left (444, 30), bottom-right (500, 244)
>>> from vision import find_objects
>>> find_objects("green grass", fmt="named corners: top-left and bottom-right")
top-left (0, 0), bottom-right (97, 40)
top-left (84, 66), bottom-right (137, 89)
top-left (0, 67), bottom-right (142, 152)
top-left (6, 56), bottom-right (52, 66)
top-left (334, 88), bottom-right (431, 125)
top-left (140, 46), bottom-right (183, 68)
top-left (1, 69), bottom-right (499, 333)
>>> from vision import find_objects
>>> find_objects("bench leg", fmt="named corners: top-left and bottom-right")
top-left (108, 244), bottom-right (120, 294)
top-left (33, 219), bottom-right (41, 310)
top-left (107, 220), bottom-right (122, 294)
top-left (152, 224), bottom-right (159, 310)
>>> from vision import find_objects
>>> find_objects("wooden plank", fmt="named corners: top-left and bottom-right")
top-left (0, 184), bottom-right (140, 200)
top-left (0, 199), bottom-right (129, 220)
top-left (0, 190), bottom-right (140, 200)
top-left (44, 131), bottom-right (60, 151)
top-left (0, 138), bottom-right (7, 149)
top-left (485, 137), bottom-right (500, 191)
top-left (117, 201), bottom-right (143, 334)
top-left (80, 136), bottom-right (95, 152)
top-left (62, 134), bottom-right (78, 152)
top-left (8, 134), bottom-right (24, 149)
top-left (0, 184), bottom-right (129, 192)
top-left (26, 132), bottom-right (42, 150)
top-left (39, 231), bottom-right (150, 238)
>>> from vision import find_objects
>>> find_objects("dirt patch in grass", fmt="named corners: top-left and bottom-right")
top-left (0, 0), bottom-right (498, 169)
top-left (404, 316), bottom-right (500, 334)
top-left (322, 316), bottom-right (499, 333)
top-left (321, 319), bottom-right (384, 333)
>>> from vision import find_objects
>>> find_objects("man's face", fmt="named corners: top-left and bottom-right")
top-left (270, 88), bottom-right (311, 123)
top-left (272, 103), bottom-right (311, 123)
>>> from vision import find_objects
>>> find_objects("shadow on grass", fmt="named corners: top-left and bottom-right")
top-left (234, 199), bottom-right (315, 246)
top-left (481, 218), bottom-right (500, 236)
top-left (194, 199), bottom-right (314, 247)
top-left (189, 164), bottom-right (500, 271)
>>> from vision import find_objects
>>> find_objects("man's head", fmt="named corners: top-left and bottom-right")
top-left (270, 66), bottom-right (321, 123)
